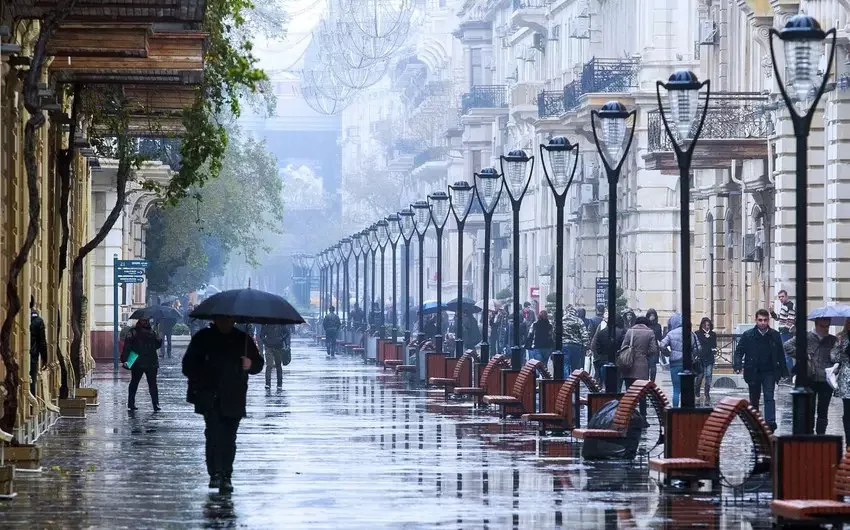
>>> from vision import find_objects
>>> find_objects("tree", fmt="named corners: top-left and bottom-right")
top-left (341, 153), bottom-right (408, 227)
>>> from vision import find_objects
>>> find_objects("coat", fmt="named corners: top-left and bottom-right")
top-left (592, 323), bottom-right (625, 364)
top-left (785, 330), bottom-right (836, 383)
top-left (619, 324), bottom-right (658, 380)
top-left (182, 326), bottom-right (264, 418)
top-left (563, 307), bottom-right (590, 348)
top-left (831, 331), bottom-right (850, 398)
top-left (733, 326), bottom-right (787, 385)
top-left (659, 313), bottom-right (698, 364)
top-left (121, 323), bottom-right (161, 371)
top-left (696, 330), bottom-right (717, 366)
top-left (529, 319), bottom-right (555, 349)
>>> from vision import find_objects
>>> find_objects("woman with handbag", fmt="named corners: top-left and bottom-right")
top-left (618, 316), bottom-right (658, 424)
top-left (695, 317), bottom-right (717, 402)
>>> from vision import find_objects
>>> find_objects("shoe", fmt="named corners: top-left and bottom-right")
top-left (219, 475), bottom-right (233, 494)
top-left (265, 383), bottom-right (271, 390)
top-left (209, 474), bottom-right (220, 489)
top-left (276, 383), bottom-right (283, 390)
top-left (153, 406), bottom-right (162, 412)
top-left (768, 422), bottom-right (778, 432)
top-left (127, 405), bottom-right (137, 411)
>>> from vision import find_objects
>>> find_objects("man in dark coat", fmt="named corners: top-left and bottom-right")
top-left (29, 297), bottom-right (48, 396)
top-left (592, 315), bottom-right (626, 382)
top-left (323, 306), bottom-right (341, 357)
top-left (157, 304), bottom-right (178, 359)
top-left (734, 309), bottom-right (788, 432)
top-left (182, 317), bottom-right (264, 494)
top-left (121, 317), bottom-right (162, 412)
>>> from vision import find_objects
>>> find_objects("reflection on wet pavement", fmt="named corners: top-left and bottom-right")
top-left (0, 339), bottom-right (795, 528)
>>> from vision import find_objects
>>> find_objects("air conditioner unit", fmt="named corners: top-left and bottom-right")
top-left (549, 25), bottom-right (560, 41)
top-left (580, 183), bottom-right (594, 205)
top-left (742, 233), bottom-right (763, 263)
top-left (582, 156), bottom-right (600, 181)
top-left (698, 19), bottom-right (717, 45)
top-left (597, 181), bottom-right (608, 202)
top-left (538, 254), bottom-right (552, 276)
top-left (569, 17), bottom-right (590, 39)
top-left (533, 33), bottom-right (546, 53)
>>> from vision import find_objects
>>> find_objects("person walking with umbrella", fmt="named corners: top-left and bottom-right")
top-left (121, 317), bottom-right (162, 412)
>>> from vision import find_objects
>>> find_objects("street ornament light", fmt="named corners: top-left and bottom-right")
top-left (360, 229), bottom-right (371, 333)
top-left (304, 254), bottom-right (316, 311)
top-left (376, 218), bottom-right (390, 339)
top-left (540, 136), bottom-right (580, 381)
top-left (411, 200), bottom-right (432, 346)
top-left (332, 244), bottom-right (342, 317)
top-left (398, 208), bottom-right (416, 342)
top-left (769, 14), bottom-right (837, 435)
top-left (428, 190), bottom-right (451, 356)
top-left (590, 100), bottom-right (637, 393)
top-left (368, 224), bottom-right (380, 334)
top-left (387, 214), bottom-right (402, 342)
top-left (340, 237), bottom-right (353, 330)
top-left (500, 149), bottom-right (534, 370)
top-left (449, 180), bottom-right (474, 358)
top-left (656, 70), bottom-right (711, 408)
top-left (474, 167), bottom-right (503, 364)
top-left (351, 233), bottom-right (362, 330)
top-left (318, 250), bottom-right (326, 316)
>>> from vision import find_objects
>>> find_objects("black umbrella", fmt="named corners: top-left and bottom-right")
top-left (446, 297), bottom-right (481, 314)
top-left (189, 288), bottom-right (305, 325)
top-left (130, 305), bottom-right (182, 321)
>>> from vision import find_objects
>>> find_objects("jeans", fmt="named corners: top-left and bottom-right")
top-left (622, 377), bottom-right (648, 420)
top-left (204, 409), bottom-right (241, 477)
top-left (695, 363), bottom-right (714, 396)
top-left (670, 362), bottom-right (683, 407)
top-left (648, 356), bottom-right (658, 383)
top-left (265, 346), bottom-right (284, 387)
top-left (812, 381), bottom-right (833, 435)
top-left (527, 348), bottom-right (553, 366)
top-left (326, 332), bottom-right (338, 356)
top-left (128, 365), bottom-right (159, 409)
top-left (565, 343), bottom-right (585, 379)
top-left (162, 333), bottom-right (173, 358)
top-left (781, 332), bottom-right (793, 375)
top-left (593, 360), bottom-right (606, 383)
top-left (748, 374), bottom-right (776, 428)
top-left (843, 400), bottom-right (850, 447)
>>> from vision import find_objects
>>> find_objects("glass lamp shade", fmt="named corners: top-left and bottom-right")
top-left (398, 209), bottom-right (416, 241)
top-left (475, 167), bottom-right (503, 214)
top-left (501, 149), bottom-right (532, 202)
top-left (360, 230), bottom-right (371, 254)
top-left (351, 234), bottom-right (362, 256)
top-left (428, 191), bottom-right (451, 229)
top-left (335, 245), bottom-right (344, 263)
top-left (340, 238), bottom-right (352, 258)
top-left (376, 219), bottom-right (389, 247)
top-left (542, 136), bottom-right (576, 195)
top-left (305, 255), bottom-right (316, 271)
top-left (411, 200), bottom-right (432, 235)
top-left (292, 253), bottom-right (303, 269)
top-left (369, 225), bottom-right (380, 251)
top-left (664, 70), bottom-right (701, 140)
top-left (596, 100), bottom-right (630, 165)
top-left (449, 181), bottom-right (474, 221)
top-left (386, 214), bottom-right (401, 244)
top-left (779, 15), bottom-right (827, 101)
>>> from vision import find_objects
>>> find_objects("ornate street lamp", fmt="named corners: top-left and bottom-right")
top-left (540, 136), bottom-right (580, 381)
top-left (340, 237), bottom-right (353, 329)
top-left (474, 167), bottom-right (504, 364)
top-left (449, 180), bottom-right (475, 358)
top-left (769, 14), bottom-right (837, 434)
top-left (332, 244), bottom-right (343, 324)
top-left (351, 234), bottom-right (362, 330)
top-left (500, 149), bottom-right (534, 370)
top-left (304, 254), bottom-right (316, 311)
top-left (428, 190), bottom-right (451, 356)
top-left (398, 208), bottom-right (416, 342)
top-left (656, 70), bottom-right (711, 408)
top-left (368, 224), bottom-right (380, 334)
top-left (411, 200), bottom-right (432, 346)
top-left (318, 251), bottom-right (325, 317)
top-left (360, 229), bottom-right (371, 332)
top-left (590, 100), bottom-right (637, 393)
top-left (387, 214), bottom-right (402, 342)
top-left (376, 219), bottom-right (390, 338)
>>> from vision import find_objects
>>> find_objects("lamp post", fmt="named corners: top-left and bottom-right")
top-left (305, 254), bottom-right (316, 311)
top-left (590, 101), bottom-right (637, 393)
top-left (769, 14), bottom-right (836, 434)
top-left (412, 200), bottom-right (432, 346)
top-left (398, 209), bottom-right (416, 342)
top-left (360, 230), bottom-right (371, 333)
top-left (318, 251), bottom-right (325, 317)
top-left (387, 214), bottom-right (402, 342)
top-left (368, 224), bottom-right (379, 334)
top-left (375, 220), bottom-right (389, 338)
top-left (333, 244), bottom-right (343, 326)
top-left (540, 136), bottom-right (580, 381)
top-left (500, 150), bottom-right (534, 370)
top-left (351, 234), bottom-right (362, 329)
top-left (656, 71), bottom-right (711, 408)
top-left (449, 181), bottom-right (475, 358)
top-left (474, 167), bottom-right (504, 364)
top-left (341, 237), bottom-right (353, 330)
top-left (428, 191), bottom-right (451, 356)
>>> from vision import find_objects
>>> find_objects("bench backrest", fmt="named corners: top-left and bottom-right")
top-left (696, 397), bottom-right (774, 467)
top-left (836, 447), bottom-right (850, 496)
top-left (451, 352), bottom-right (472, 380)
top-left (611, 380), bottom-right (670, 431)
top-left (480, 355), bottom-right (510, 387)
top-left (510, 360), bottom-right (545, 398)
top-left (553, 370), bottom-right (600, 417)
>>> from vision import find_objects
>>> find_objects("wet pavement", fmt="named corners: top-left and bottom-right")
top-left (0, 338), bottom-right (834, 528)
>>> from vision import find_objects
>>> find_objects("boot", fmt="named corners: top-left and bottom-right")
top-left (219, 474), bottom-right (233, 494)
top-left (816, 417), bottom-right (829, 436)
top-left (208, 473), bottom-right (220, 489)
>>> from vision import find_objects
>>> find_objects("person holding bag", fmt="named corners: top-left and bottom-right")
top-left (121, 317), bottom-right (162, 412)
top-left (618, 316), bottom-right (658, 425)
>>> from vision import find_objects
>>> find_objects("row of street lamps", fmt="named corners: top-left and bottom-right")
top-left (301, 14), bottom-right (830, 434)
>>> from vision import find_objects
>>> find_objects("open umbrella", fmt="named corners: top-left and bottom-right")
top-left (807, 305), bottom-right (850, 326)
top-left (190, 288), bottom-right (304, 325)
top-left (445, 297), bottom-right (481, 314)
top-left (476, 299), bottom-right (502, 312)
top-left (130, 305), bottom-right (181, 321)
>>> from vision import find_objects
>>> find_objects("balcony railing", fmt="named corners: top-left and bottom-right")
top-left (512, 0), bottom-right (545, 8)
top-left (579, 57), bottom-right (640, 95)
top-left (563, 80), bottom-right (581, 111)
top-left (537, 90), bottom-right (564, 118)
top-left (413, 146), bottom-right (447, 168)
top-left (461, 85), bottom-right (508, 114)
top-left (387, 138), bottom-right (420, 160)
top-left (646, 93), bottom-right (775, 152)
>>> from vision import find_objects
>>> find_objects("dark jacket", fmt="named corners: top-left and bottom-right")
top-left (785, 330), bottom-right (837, 383)
top-left (260, 324), bottom-right (291, 348)
top-left (30, 310), bottom-right (48, 365)
top-left (323, 312), bottom-right (341, 335)
top-left (593, 319), bottom-right (626, 363)
top-left (696, 330), bottom-right (717, 366)
top-left (182, 326), bottom-right (264, 418)
top-left (734, 326), bottom-right (788, 385)
top-left (529, 318), bottom-right (555, 349)
top-left (645, 308), bottom-right (663, 343)
top-left (121, 322), bottom-right (162, 371)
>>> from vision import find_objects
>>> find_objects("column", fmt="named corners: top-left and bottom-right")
top-left (825, 83), bottom-right (850, 303)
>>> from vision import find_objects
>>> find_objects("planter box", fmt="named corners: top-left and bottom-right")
top-left (75, 387), bottom-right (99, 406)
top-left (3, 445), bottom-right (40, 470)
top-left (59, 398), bottom-right (87, 418)
top-left (0, 464), bottom-right (15, 498)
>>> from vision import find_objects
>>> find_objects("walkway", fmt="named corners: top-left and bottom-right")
top-left (0, 339), bottom-right (787, 528)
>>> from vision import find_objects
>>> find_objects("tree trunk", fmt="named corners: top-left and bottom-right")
top-left (69, 138), bottom-right (131, 384)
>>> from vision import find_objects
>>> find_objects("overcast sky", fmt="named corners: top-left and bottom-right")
top-left (254, 0), bottom-right (325, 74)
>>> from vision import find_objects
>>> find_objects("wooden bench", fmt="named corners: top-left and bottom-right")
top-left (522, 369), bottom-right (600, 431)
top-left (649, 397), bottom-right (773, 486)
top-left (454, 355), bottom-right (511, 403)
top-left (482, 360), bottom-right (550, 417)
top-left (573, 379), bottom-right (669, 442)
top-left (428, 351), bottom-right (475, 397)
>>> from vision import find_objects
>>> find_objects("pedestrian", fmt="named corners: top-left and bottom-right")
top-left (695, 317), bottom-right (717, 402)
top-left (182, 317), bottom-right (263, 493)
top-left (591, 314), bottom-right (625, 383)
top-left (587, 305), bottom-right (604, 340)
top-left (323, 306), bottom-right (341, 357)
top-left (186, 304), bottom-right (204, 336)
top-left (520, 302), bottom-right (536, 338)
top-left (259, 324), bottom-right (291, 389)
top-left (830, 319), bottom-right (850, 445)
top-left (563, 305), bottom-right (590, 377)
top-left (527, 310), bottom-right (555, 364)
top-left (157, 304), bottom-right (178, 359)
top-left (121, 317), bottom-right (161, 412)
top-left (784, 317), bottom-right (837, 435)
top-left (619, 316), bottom-right (658, 423)
top-left (455, 311), bottom-right (481, 349)
top-left (645, 308), bottom-right (663, 383)
top-left (733, 309), bottom-right (788, 432)
top-left (659, 313), bottom-right (699, 407)
top-left (770, 289), bottom-right (796, 382)
top-left (622, 309), bottom-right (637, 330)
top-left (349, 303), bottom-right (365, 331)
top-left (29, 297), bottom-right (48, 397)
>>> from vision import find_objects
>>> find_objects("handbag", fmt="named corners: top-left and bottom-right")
top-left (826, 363), bottom-right (840, 390)
top-left (616, 333), bottom-right (636, 370)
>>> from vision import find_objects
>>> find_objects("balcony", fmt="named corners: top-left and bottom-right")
top-left (510, 0), bottom-right (546, 33)
top-left (537, 90), bottom-right (564, 119)
top-left (579, 57), bottom-right (639, 95)
top-left (644, 93), bottom-right (774, 172)
top-left (461, 85), bottom-right (509, 115)
top-left (510, 81), bottom-right (544, 121)
top-left (563, 80), bottom-right (581, 111)
top-left (410, 146), bottom-right (449, 181)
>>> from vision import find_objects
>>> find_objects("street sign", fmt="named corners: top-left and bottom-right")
top-left (117, 276), bottom-right (144, 284)
top-left (116, 259), bottom-right (150, 268)
top-left (529, 286), bottom-right (540, 299)
top-left (116, 268), bottom-right (145, 276)
top-left (595, 277), bottom-right (608, 307)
